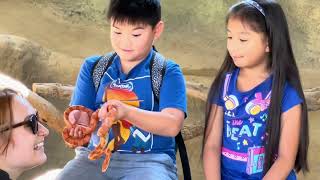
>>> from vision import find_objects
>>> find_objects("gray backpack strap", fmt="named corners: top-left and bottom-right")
top-left (150, 52), bottom-right (192, 180)
top-left (150, 52), bottom-right (167, 102)
top-left (92, 52), bottom-right (117, 92)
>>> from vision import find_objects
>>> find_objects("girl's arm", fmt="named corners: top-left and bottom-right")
top-left (203, 105), bottom-right (224, 180)
top-left (100, 100), bottom-right (185, 137)
top-left (263, 104), bottom-right (302, 180)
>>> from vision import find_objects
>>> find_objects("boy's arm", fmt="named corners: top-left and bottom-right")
top-left (100, 60), bottom-right (186, 136)
top-left (263, 104), bottom-right (301, 180)
top-left (101, 102), bottom-right (184, 136)
top-left (67, 56), bottom-right (100, 138)
top-left (70, 56), bottom-right (100, 110)
top-left (203, 105), bottom-right (223, 180)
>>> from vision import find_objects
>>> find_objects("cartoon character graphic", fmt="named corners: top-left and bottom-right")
top-left (222, 146), bottom-right (265, 175)
top-left (245, 91), bottom-right (271, 115)
top-left (223, 74), bottom-right (240, 111)
top-left (224, 95), bottom-right (239, 110)
top-left (131, 129), bottom-right (152, 153)
top-left (88, 85), bottom-right (141, 172)
top-left (246, 146), bottom-right (265, 175)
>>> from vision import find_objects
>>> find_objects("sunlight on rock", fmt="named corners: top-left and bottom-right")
top-left (0, 73), bottom-right (30, 97)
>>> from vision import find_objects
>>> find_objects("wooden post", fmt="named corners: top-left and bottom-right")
top-left (32, 83), bottom-right (74, 100)
top-left (26, 91), bottom-right (64, 133)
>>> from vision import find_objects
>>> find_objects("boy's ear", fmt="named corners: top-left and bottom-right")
top-left (153, 21), bottom-right (164, 40)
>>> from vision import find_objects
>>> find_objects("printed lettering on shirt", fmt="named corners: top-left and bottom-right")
top-left (110, 79), bottom-right (134, 91)
top-left (226, 122), bottom-right (263, 141)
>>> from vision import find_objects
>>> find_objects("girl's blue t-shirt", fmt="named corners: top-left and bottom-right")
top-left (70, 50), bottom-right (187, 162)
top-left (212, 68), bottom-right (302, 180)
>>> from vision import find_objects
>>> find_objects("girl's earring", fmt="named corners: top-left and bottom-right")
top-left (266, 46), bottom-right (270, 52)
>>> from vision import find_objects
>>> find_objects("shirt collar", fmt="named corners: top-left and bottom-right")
top-left (114, 49), bottom-right (154, 80)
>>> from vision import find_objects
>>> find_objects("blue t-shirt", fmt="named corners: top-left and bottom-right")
top-left (212, 68), bottom-right (302, 180)
top-left (70, 49), bottom-right (187, 162)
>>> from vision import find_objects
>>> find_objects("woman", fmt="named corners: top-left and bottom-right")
top-left (0, 88), bottom-right (49, 180)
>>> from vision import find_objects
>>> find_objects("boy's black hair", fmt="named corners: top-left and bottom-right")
top-left (107, 0), bottom-right (161, 28)
top-left (203, 0), bottom-right (309, 175)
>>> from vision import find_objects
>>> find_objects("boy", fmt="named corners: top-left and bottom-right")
top-left (57, 0), bottom-right (187, 179)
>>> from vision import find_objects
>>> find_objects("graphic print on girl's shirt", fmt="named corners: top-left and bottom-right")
top-left (215, 68), bottom-right (303, 179)
top-left (220, 69), bottom-right (272, 176)
top-left (222, 90), bottom-right (270, 175)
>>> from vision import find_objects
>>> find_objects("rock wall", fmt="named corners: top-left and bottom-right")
top-left (0, 35), bottom-right (81, 87)
top-left (35, 0), bottom-right (320, 68)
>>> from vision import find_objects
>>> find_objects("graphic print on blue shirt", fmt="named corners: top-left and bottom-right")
top-left (215, 68), bottom-right (302, 179)
top-left (102, 80), bottom-right (154, 153)
top-left (221, 69), bottom-right (272, 177)
top-left (223, 93), bottom-right (270, 174)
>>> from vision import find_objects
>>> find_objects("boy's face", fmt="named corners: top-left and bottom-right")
top-left (110, 19), bottom-right (163, 62)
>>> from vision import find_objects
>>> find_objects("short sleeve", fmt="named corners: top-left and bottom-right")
top-left (70, 55), bottom-right (101, 110)
top-left (210, 75), bottom-right (226, 107)
top-left (281, 83), bottom-right (303, 113)
top-left (158, 60), bottom-right (187, 117)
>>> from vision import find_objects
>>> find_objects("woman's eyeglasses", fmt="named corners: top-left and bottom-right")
top-left (0, 112), bottom-right (39, 134)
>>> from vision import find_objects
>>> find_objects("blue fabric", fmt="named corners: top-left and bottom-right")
top-left (70, 49), bottom-right (187, 162)
top-left (212, 68), bottom-right (302, 179)
top-left (57, 147), bottom-right (177, 180)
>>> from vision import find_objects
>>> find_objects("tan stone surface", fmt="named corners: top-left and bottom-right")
top-left (0, 0), bottom-right (318, 179)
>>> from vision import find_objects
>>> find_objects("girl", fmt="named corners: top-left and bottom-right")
top-left (202, 0), bottom-right (309, 179)
top-left (0, 89), bottom-right (49, 180)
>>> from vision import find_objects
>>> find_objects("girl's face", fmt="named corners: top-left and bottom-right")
top-left (0, 95), bottom-right (49, 171)
top-left (227, 17), bottom-right (270, 70)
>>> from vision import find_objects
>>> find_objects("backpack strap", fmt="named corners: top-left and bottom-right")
top-left (176, 132), bottom-right (191, 180)
top-left (150, 52), bottom-right (192, 180)
top-left (92, 52), bottom-right (117, 92)
top-left (150, 52), bottom-right (167, 102)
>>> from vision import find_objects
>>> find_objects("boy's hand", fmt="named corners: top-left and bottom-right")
top-left (99, 100), bottom-right (130, 123)
top-left (68, 110), bottom-right (90, 138)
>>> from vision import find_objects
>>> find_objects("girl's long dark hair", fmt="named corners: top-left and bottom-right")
top-left (203, 0), bottom-right (309, 175)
